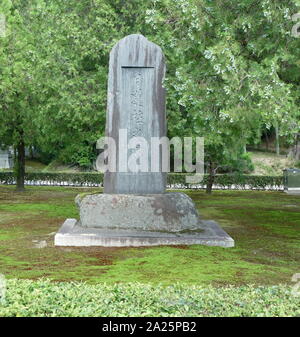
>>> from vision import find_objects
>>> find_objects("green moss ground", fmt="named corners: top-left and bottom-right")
top-left (0, 185), bottom-right (299, 285)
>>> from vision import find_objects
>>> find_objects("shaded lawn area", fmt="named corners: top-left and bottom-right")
top-left (0, 185), bottom-right (299, 286)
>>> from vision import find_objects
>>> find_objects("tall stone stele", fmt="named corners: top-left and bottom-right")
top-left (55, 34), bottom-right (234, 248)
top-left (104, 34), bottom-right (166, 194)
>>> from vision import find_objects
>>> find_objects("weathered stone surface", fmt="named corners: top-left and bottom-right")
top-left (54, 218), bottom-right (234, 248)
top-left (104, 34), bottom-right (166, 194)
top-left (76, 192), bottom-right (200, 232)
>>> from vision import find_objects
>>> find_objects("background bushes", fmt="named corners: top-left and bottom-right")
top-left (0, 171), bottom-right (283, 190)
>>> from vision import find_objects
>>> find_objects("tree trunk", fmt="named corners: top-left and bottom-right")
top-left (206, 161), bottom-right (215, 194)
top-left (289, 133), bottom-right (300, 161)
top-left (275, 123), bottom-right (280, 156)
top-left (265, 131), bottom-right (269, 151)
top-left (29, 146), bottom-right (34, 159)
top-left (295, 135), bottom-right (300, 161)
top-left (15, 131), bottom-right (25, 192)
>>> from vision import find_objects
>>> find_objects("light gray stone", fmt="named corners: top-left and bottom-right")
top-left (54, 218), bottom-right (234, 248)
top-left (75, 192), bottom-right (200, 232)
top-left (104, 34), bottom-right (166, 194)
top-left (0, 148), bottom-right (13, 169)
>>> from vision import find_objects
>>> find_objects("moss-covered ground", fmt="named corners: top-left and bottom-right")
top-left (0, 185), bottom-right (299, 285)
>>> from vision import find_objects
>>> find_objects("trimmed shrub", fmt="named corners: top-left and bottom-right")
top-left (0, 279), bottom-right (299, 317)
top-left (0, 171), bottom-right (283, 190)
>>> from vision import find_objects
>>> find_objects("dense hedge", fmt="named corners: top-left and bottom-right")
top-left (0, 171), bottom-right (283, 190)
top-left (0, 279), bottom-right (299, 317)
top-left (0, 171), bottom-right (103, 186)
top-left (168, 173), bottom-right (283, 190)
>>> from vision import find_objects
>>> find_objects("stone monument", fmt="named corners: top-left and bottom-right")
top-left (55, 34), bottom-right (234, 247)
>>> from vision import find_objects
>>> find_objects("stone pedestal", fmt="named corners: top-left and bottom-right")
top-left (54, 192), bottom-right (234, 248)
top-left (54, 218), bottom-right (234, 248)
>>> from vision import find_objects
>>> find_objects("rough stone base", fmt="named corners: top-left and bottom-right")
top-left (76, 192), bottom-right (202, 232)
top-left (54, 218), bottom-right (234, 248)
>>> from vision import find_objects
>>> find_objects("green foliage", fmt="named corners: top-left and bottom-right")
top-left (142, 0), bottom-right (300, 168)
top-left (1, 0), bottom-right (300, 170)
top-left (0, 279), bottom-right (299, 317)
top-left (231, 152), bottom-right (255, 174)
top-left (0, 0), bottom-right (116, 169)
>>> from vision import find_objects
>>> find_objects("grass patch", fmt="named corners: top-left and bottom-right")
top-left (0, 203), bottom-right (78, 218)
top-left (0, 185), bottom-right (299, 285)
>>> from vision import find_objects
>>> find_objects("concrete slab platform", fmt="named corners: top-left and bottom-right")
top-left (54, 219), bottom-right (234, 248)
